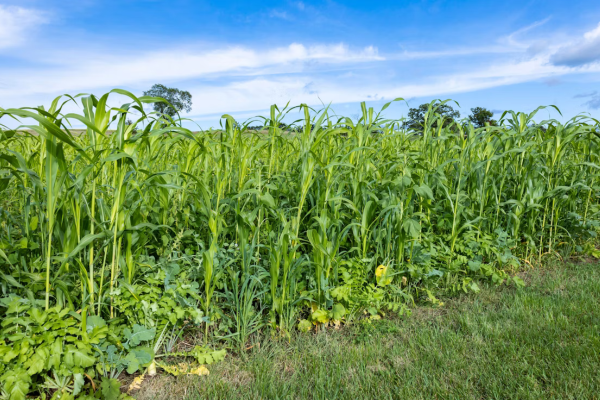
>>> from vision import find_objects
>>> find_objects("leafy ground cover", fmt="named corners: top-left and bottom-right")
top-left (136, 260), bottom-right (600, 400)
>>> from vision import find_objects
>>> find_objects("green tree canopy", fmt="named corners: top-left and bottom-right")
top-left (404, 102), bottom-right (460, 132)
top-left (143, 84), bottom-right (192, 117)
top-left (468, 107), bottom-right (498, 128)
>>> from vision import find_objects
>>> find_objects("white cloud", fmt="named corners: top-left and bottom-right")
top-left (551, 22), bottom-right (600, 66)
top-left (497, 17), bottom-right (552, 50)
top-left (0, 5), bottom-right (47, 49)
top-left (584, 23), bottom-right (600, 41)
top-left (393, 19), bottom-right (554, 61)
top-left (3, 18), bottom-right (600, 128)
top-left (0, 43), bottom-right (382, 97)
top-left (4, 40), bottom-right (599, 126)
top-left (181, 55), bottom-right (600, 120)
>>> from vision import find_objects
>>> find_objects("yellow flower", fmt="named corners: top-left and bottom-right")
top-left (375, 265), bottom-right (387, 278)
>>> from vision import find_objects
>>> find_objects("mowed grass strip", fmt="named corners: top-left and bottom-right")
top-left (135, 261), bottom-right (600, 400)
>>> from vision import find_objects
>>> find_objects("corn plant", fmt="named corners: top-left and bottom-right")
top-left (1, 91), bottom-right (600, 399)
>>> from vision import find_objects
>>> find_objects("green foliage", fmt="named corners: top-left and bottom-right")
top-left (0, 298), bottom-right (101, 399)
top-left (188, 346), bottom-right (227, 364)
top-left (404, 101), bottom-right (461, 131)
top-left (100, 378), bottom-right (121, 400)
top-left (468, 106), bottom-right (498, 128)
top-left (123, 325), bottom-right (155, 349)
top-left (111, 257), bottom-right (204, 330)
top-left (297, 319), bottom-right (312, 333)
top-left (0, 296), bottom-right (157, 399)
top-left (1, 91), bottom-right (599, 397)
top-left (142, 84), bottom-right (192, 117)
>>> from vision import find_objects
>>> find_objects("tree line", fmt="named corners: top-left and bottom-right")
top-left (143, 84), bottom-right (499, 131)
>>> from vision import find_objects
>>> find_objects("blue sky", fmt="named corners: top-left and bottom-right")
top-left (1, 0), bottom-right (600, 128)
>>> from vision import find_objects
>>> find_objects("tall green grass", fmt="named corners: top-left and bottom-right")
top-left (0, 92), bottom-right (599, 334)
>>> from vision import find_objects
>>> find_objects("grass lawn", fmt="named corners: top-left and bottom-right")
top-left (135, 261), bottom-right (600, 400)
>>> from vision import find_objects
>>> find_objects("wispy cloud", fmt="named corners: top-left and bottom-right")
top-left (0, 5), bottom-right (47, 49)
top-left (4, 35), bottom-right (600, 121)
top-left (394, 18), bottom-right (552, 61)
top-left (181, 54), bottom-right (599, 118)
top-left (550, 22), bottom-right (600, 66)
top-left (572, 90), bottom-right (600, 109)
top-left (0, 43), bottom-right (383, 97)
top-left (584, 95), bottom-right (600, 110)
top-left (574, 91), bottom-right (598, 98)
top-left (501, 17), bottom-right (552, 49)
top-left (3, 6), bottom-right (600, 126)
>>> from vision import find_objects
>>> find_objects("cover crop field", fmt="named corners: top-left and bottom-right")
top-left (0, 90), bottom-right (599, 399)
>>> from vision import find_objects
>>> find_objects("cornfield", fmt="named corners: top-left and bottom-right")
top-left (0, 90), bottom-right (599, 399)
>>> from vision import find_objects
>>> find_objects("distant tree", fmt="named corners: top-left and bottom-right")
top-left (468, 107), bottom-right (497, 128)
top-left (143, 84), bottom-right (192, 117)
top-left (404, 102), bottom-right (460, 132)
